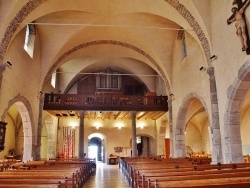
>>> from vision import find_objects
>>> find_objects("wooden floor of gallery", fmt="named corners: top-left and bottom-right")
top-left (83, 162), bottom-right (129, 188)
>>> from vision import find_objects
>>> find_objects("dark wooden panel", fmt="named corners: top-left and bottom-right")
top-left (43, 94), bottom-right (168, 111)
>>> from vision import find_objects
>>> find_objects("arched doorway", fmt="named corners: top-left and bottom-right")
top-left (130, 134), bottom-right (155, 157)
top-left (224, 60), bottom-right (250, 163)
top-left (175, 94), bottom-right (210, 158)
top-left (88, 137), bottom-right (102, 161)
top-left (88, 133), bottom-right (106, 162)
top-left (1, 98), bottom-right (34, 161)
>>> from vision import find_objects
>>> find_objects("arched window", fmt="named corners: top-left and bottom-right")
top-left (24, 24), bottom-right (36, 58)
top-left (177, 28), bottom-right (188, 61)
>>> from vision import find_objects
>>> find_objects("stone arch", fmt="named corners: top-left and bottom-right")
top-left (130, 133), bottom-right (156, 156)
top-left (174, 92), bottom-right (209, 158)
top-left (0, 0), bottom-right (211, 73)
top-left (1, 94), bottom-right (35, 161)
top-left (0, 0), bottom-right (211, 93)
top-left (88, 133), bottom-right (106, 162)
top-left (41, 40), bottom-right (172, 94)
top-left (165, 0), bottom-right (211, 63)
top-left (224, 60), bottom-right (250, 163)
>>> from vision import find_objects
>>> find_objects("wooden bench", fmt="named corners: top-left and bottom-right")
top-left (0, 159), bottom-right (96, 188)
top-left (153, 176), bottom-right (250, 188)
top-left (146, 170), bottom-right (250, 188)
top-left (120, 156), bottom-right (250, 188)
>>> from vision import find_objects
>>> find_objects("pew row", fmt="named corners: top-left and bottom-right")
top-left (0, 158), bottom-right (96, 188)
top-left (120, 157), bottom-right (250, 188)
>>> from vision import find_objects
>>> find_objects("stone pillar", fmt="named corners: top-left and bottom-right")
top-left (207, 67), bottom-right (223, 164)
top-left (224, 86), bottom-right (244, 163)
top-left (79, 111), bottom-right (85, 158)
top-left (131, 111), bottom-right (137, 157)
top-left (174, 128), bottom-right (186, 157)
top-left (0, 121), bottom-right (7, 151)
top-left (35, 98), bottom-right (44, 160)
top-left (0, 64), bottom-right (6, 91)
top-left (168, 99), bottom-right (174, 158)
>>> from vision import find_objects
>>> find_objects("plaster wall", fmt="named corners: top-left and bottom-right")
top-left (210, 0), bottom-right (250, 161)
top-left (50, 117), bottom-right (158, 162)
top-left (0, 26), bottom-right (41, 145)
top-left (172, 32), bottom-right (211, 130)
top-left (186, 123), bottom-right (202, 153)
top-left (241, 107), bottom-right (250, 155)
top-left (0, 116), bottom-right (15, 159)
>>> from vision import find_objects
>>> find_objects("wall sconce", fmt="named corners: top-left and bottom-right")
top-left (116, 122), bottom-right (123, 129)
top-left (69, 121), bottom-right (78, 129)
top-left (37, 91), bottom-right (43, 99)
top-left (210, 55), bottom-right (217, 60)
top-left (199, 66), bottom-right (206, 71)
top-left (169, 93), bottom-right (175, 101)
top-left (6, 61), bottom-right (12, 66)
top-left (0, 61), bottom-right (12, 71)
top-left (0, 121), bottom-right (7, 152)
top-left (94, 121), bottom-right (102, 130)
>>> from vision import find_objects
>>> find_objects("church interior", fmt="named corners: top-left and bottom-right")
top-left (1, 0), bottom-right (250, 187)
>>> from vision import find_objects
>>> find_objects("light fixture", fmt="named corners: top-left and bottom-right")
top-left (37, 91), bottom-right (43, 99)
top-left (137, 122), bottom-right (145, 129)
top-left (69, 121), bottom-right (78, 129)
top-left (116, 122), bottom-right (123, 129)
top-left (6, 61), bottom-right (12, 66)
top-left (169, 93), bottom-right (175, 101)
top-left (199, 66), bottom-right (206, 71)
top-left (210, 55), bottom-right (217, 60)
top-left (94, 121), bottom-right (102, 130)
top-left (0, 121), bottom-right (7, 152)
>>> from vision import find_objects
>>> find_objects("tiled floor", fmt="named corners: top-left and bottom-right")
top-left (83, 162), bottom-right (129, 188)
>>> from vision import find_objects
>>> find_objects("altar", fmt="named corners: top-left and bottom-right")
top-left (4, 155), bottom-right (21, 160)
top-left (108, 157), bottom-right (118, 165)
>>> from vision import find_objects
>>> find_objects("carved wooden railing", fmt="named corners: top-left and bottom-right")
top-left (43, 94), bottom-right (168, 111)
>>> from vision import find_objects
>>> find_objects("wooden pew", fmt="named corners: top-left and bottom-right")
top-left (137, 167), bottom-right (250, 186)
top-left (146, 170), bottom-right (250, 188)
top-left (0, 159), bottom-right (96, 188)
top-left (121, 158), bottom-right (195, 187)
top-left (153, 176), bottom-right (250, 188)
top-left (120, 156), bottom-right (250, 188)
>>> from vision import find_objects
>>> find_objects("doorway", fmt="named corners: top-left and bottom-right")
top-left (88, 137), bottom-right (103, 162)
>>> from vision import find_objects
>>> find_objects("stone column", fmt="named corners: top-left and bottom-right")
top-left (35, 97), bottom-right (44, 160)
top-left (79, 111), bottom-right (85, 158)
top-left (0, 64), bottom-right (6, 91)
top-left (207, 67), bottom-right (222, 164)
top-left (168, 99), bottom-right (174, 158)
top-left (174, 128), bottom-right (186, 157)
top-left (0, 121), bottom-right (7, 151)
top-left (131, 111), bottom-right (137, 157)
top-left (224, 86), bottom-right (244, 163)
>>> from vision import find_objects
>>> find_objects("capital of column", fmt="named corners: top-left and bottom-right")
top-left (79, 110), bottom-right (85, 118)
top-left (130, 111), bottom-right (136, 119)
top-left (207, 66), bottom-right (215, 79)
top-left (0, 63), bottom-right (6, 72)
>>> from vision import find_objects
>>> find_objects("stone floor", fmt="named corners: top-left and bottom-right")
top-left (83, 162), bottom-right (129, 188)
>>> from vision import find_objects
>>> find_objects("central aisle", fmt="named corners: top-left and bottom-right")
top-left (83, 162), bottom-right (129, 188)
